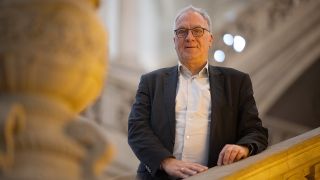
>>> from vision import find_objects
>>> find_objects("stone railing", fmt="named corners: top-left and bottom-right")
top-left (188, 127), bottom-right (320, 180)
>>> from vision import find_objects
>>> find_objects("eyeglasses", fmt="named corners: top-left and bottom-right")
top-left (174, 27), bottom-right (210, 38)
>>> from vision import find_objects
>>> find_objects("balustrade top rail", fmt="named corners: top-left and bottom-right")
top-left (187, 127), bottom-right (320, 180)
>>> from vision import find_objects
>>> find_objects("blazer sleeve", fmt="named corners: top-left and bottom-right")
top-left (128, 75), bottom-right (172, 177)
top-left (236, 73), bottom-right (268, 154)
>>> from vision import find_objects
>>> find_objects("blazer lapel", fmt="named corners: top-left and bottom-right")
top-left (209, 66), bottom-right (226, 111)
top-left (208, 65), bottom-right (226, 166)
top-left (164, 66), bottom-right (178, 148)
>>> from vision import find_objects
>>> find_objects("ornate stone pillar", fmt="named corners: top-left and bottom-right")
top-left (0, 0), bottom-right (111, 179)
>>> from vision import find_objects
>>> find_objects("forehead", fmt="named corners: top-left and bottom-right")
top-left (175, 11), bottom-right (208, 29)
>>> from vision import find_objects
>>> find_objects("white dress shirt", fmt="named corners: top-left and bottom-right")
top-left (173, 62), bottom-right (212, 166)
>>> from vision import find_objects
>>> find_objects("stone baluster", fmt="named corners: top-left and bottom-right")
top-left (0, 0), bottom-right (111, 179)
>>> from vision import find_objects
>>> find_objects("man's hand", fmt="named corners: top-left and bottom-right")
top-left (217, 144), bottom-right (249, 166)
top-left (161, 158), bottom-right (208, 179)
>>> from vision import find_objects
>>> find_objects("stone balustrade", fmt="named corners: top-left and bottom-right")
top-left (0, 0), bottom-right (111, 179)
top-left (187, 127), bottom-right (320, 180)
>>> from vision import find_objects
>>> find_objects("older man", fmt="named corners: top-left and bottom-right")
top-left (128, 5), bottom-right (268, 180)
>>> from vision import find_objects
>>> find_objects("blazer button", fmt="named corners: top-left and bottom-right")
top-left (145, 165), bottom-right (151, 173)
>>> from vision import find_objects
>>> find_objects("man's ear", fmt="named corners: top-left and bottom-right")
top-left (209, 34), bottom-right (214, 48)
top-left (173, 36), bottom-right (178, 48)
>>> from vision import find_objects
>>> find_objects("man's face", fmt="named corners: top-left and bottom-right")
top-left (174, 11), bottom-right (213, 64)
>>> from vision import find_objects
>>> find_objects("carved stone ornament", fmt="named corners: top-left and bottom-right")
top-left (0, 0), bottom-right (111, 179)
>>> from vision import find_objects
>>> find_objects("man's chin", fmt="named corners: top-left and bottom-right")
top-left (181, 54), bottom-right (200, 61)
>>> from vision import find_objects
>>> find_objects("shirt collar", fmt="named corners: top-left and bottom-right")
top-left (178, 61), bottom-right (209, 78)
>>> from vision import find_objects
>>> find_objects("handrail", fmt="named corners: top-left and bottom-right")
top-left (187, 127), bottom-right (320, 180)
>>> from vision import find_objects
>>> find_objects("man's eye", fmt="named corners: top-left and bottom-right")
top-left (177, 29), bottom-right (187, 34)
top-left (193, 28), bottom-right (202, 33)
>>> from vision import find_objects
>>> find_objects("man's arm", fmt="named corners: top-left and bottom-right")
top-left (128, 75), bottom-right (172, 176)
top-left (236, 73), bottom-right (268, 152)
top-left (218, 73), bottom-right (268, 165)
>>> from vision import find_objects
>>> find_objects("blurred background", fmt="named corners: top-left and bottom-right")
top-left (80, 0), bottom-right (320, 178)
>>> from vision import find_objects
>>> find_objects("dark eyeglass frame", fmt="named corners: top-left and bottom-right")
top-left (174, 27), bottom-right (210, 38)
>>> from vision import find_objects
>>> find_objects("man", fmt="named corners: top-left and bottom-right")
top-left (128, 5), bottom-right (268, 180)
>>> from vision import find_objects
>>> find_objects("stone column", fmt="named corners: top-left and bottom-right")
top-left (0, 0), bottom-right (111, 179)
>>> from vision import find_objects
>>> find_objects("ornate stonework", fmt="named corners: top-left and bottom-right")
top-left (211, 0), bottom-right (314, 63)
top-left (0, 0), bottom-right (111, 179)
top-left (210, 0), bottom-right (320, 145)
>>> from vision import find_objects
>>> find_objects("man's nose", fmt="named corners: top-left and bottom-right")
top-left (185, 30), bottom-right (195, 40)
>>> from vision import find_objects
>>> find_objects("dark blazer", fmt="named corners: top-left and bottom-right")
top-left (128, 65), bottom-right (268, 179)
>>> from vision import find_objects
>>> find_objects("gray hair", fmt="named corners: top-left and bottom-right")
top-left (173, 5), bottom-right (212, 32)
